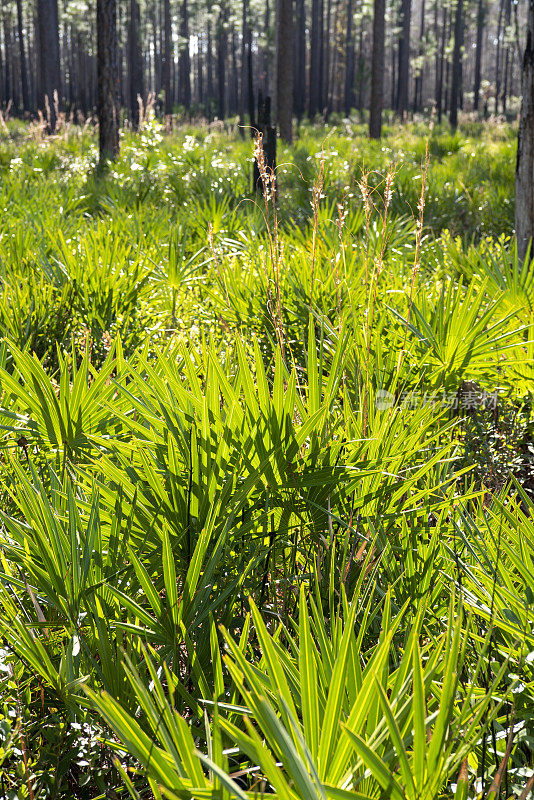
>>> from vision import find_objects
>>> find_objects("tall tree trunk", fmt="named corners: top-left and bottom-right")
top-left (369, 0), bottom-right (385, 138)
top-left (77, 32), bottom-right (87, 116)
top-left (295, 0), bottom-right (306, 120)
top-left (327, 0), bottom-right (340, 114)
top-left (16, 0), bottom-right (29, 112)
top-left (324, 0), bottom-right (332, 114)
top-left (502, 0), bottom-right (512, 114)
top-left (128, 0), bottom-right (144, 127)
top-left (263, 0), bottom-right (271, 95)
top-left (230, 25), bottom-right (238, 114)
top-left (344, 0), bottom-right (354, 114)
top-left (2, 10), bottom-right (12, 109)
top-left (217, 4), bottom-right (227, 119)
top-left (207, 17), bottom-right (213, 118)
top-left (356, 25), bottom-right (364, 112)
top-left (239, 0), bottom-right (248, 132)
top-left (495, 0), bottom-right (505, 115)
top-left (444, 8), bottom-right (451, 115)
top-left (97, 0), bottom-right (120, 162)
top-left (413, 0), bottom-right (425, 113)
top-left (37, 0), bottom-right (61, 131)
top-left (391, 41), bottom-right (397, 109)
top-left (473, 0), bottom-right (484, 112)
top-left (318, 0), bottom-right (324, 110)
top-left (151, 0), bottom-right (159, 99)
top-left (276, 0), bottom-right (293, 142)
top-left (163, 0), bottom-right (172, 117)
top-left (309, 0), bottom-right (320, 116)
top-left (396, 0), bottom-right (411, 119)
top-left (247, 23), bottom-right (254, 130)
top-left (515, 0), bottom-right (534, 261)
top-left (179, 0), bottom-right (191, 109)
top-left (449, 0), bottom-right (463, 128)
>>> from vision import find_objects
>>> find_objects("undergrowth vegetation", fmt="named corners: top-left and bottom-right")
top-left (0, 117), bottom-right (532, 799)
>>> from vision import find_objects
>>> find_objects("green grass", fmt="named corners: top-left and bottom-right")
top-left (0, 116), bottom-right (532, 799)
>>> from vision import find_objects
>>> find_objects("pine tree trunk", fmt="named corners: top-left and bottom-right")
top-left (324, 0), bottom-right (332, 115)
top-left (179, 0), bottom-right (191, 110)
top-left (97, 0), bottom-right (120, 162)
top-left (369, 0), bottom-right (385, 139)
top-left (276, 0), bottom-right (293, 142)
top-left (309, 0), bottom-right (320, 116)
top-left (502, 0), bottom-right (512, 114)
top-left (16, 0), bottom-right (29, 112)
top-left (396, 0), bottom-right (411, 120)
top-left (207, 18), bottom-right (213, 118)
top-left (295, 0), bottom-right (306, 120)
top-left (344, 0), bottom-right (354, 115)
top-left (128, 0), bottom-right (144, 127)
top-left (239, 0), bottom-right (248, 132)
top-left (217, 5), bottom-right (227, 119)
top-left (495, 0), bottom-right (505, 115)
top-left (37, 0), bottom-right (61, 130)
top-left (473, 0), bottom-right (484, 112)
top-left (413, 0), bottom-right (425, 113)
top-left (163, 0), bottom-right (172, 117)
top-left (3, 11), bottom-right (12, 110)
top-left (515, 0), bottom-right (534, 261)
top-left (318, 0), bottom-right (324, 110)
top-left (247, 23), bottom-right (255, 130)
top-left (449, 0), bottom-right (463, 129)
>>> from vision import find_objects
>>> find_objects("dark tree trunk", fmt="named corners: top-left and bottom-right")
top-left (515, 0), bottom-right (534, 261)
top-left (179, 0), bottom-right (191, 109)
top-left (276, 0), bottom-right (293, 142)
top-left (239, 0), bottom-right (248, 131)
top-left (396, 0), bottom-right (411, 119)
top-left (344, 0), bottom-right (354, 114)
top-left (217, 5), bottom-right (227, 119)
top-left (324, 0), bottom-right (332, 113)
top-left (413, 0), bottom-right (425, 113)
top-left (295, 0), bottom-right (306, 120)
top-left (391, 42), bottom-right (396, 109)
top-left (309, 0), bottom-right (320, 116)
top-left (77, 32), bottom-right (87, 116)
top-left (2, 10), bottom-right (12, 110)
top-left (449, 0), bottom-right (463, 129)
top-left (151, 0), bottom-right (160, 99)
top-left (207, 18), bottom-right (213, 118)
top-left (495, 0), bottom-right (505, 115)
top-left (436, 3), bottom-right (446, 121)
top-left (369, 0), bottom-right (385, 139)
top-left (163, 0), bottom-right (172, 117)
top-left (262, 0), bottom-right (271, 95)
top-left (327, 0), bottom-right (340, 115)
top-left (0, 20), bottom-right (3, 109)
top-left (16, 0), bottom-right (29, 112)
top-left (97, 0), bottom-right (120, 162)
top-left (356, 25), bottom-right (364, 112)
top-left (502, 0), bottom-right (512, 114)
top-left (253, 92), bottom-right (276, 193)
top-left (247, 23), bottom-right (255, 130)
top-left (119, 1), bottom-right (125, 108)
top-left (128, 0), bottom-right (144, 127)
top-left (444, 9), bottom-right (451, 115)
top-left (473, 0), bottom-right (484, 112)
top-left (37, 0), bottom-right (61, 130)
top-left (230, 25), bottom-right (238, 114)
top-left (318, 0), bottom-right (324, 110)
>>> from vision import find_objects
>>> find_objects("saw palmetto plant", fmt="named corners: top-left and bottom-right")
top-left (0, 120), bottom-right (531, 798)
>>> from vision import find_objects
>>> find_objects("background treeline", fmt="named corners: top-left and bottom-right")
top-left (0, 0), bottom-right (527, 129)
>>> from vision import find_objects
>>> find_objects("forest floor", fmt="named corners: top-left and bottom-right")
top-left (0, 117), bottom-right (533, 799)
